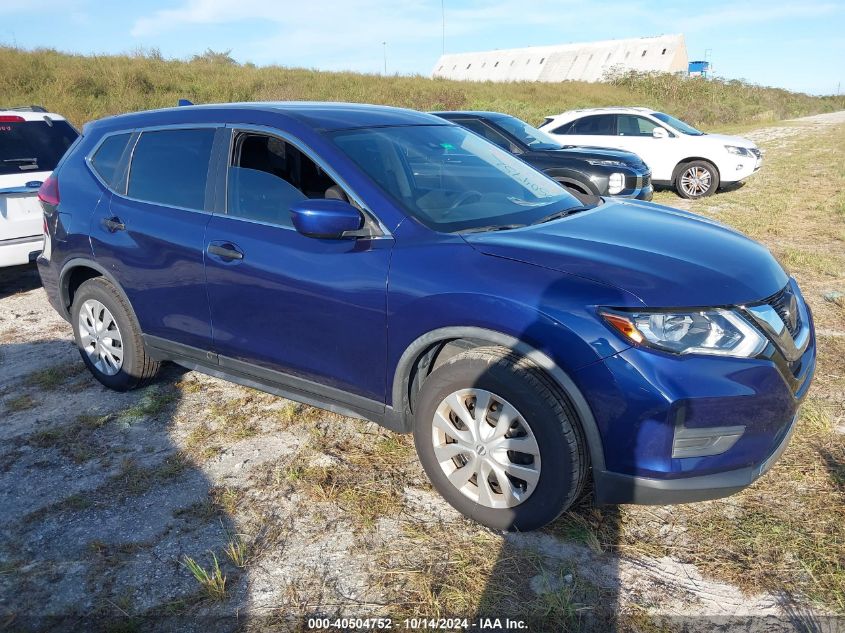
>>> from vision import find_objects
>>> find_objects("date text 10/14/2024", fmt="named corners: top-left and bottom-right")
top-left (306, 617), bottom-right (528, 630)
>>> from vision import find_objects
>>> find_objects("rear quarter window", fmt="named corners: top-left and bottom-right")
top-left (0, 119), bottom-right (79, 176)
top-left (127, 128), bottom-right (215, 210)
top-left (90, 133), bottom-right (132, 188)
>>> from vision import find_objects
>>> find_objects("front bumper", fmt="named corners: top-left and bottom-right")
top-left (575, 294), bottom-right (815, 505)
top-left (594, 412), bottom-right (798, 504)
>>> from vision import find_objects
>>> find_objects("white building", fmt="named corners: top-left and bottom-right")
top-left (431, 34), bottom-right (688, 83)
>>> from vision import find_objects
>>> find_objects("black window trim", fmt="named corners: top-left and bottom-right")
top-left (220, 123), bottom-right (390, 238)
top-left (86, 123), bottom-right (219, 215)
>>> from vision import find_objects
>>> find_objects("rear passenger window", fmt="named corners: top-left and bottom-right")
top-left (90, 133), bottom-right (131, 187)
top-left (128, 128), bottom-right (215, 210)
top-left (571, 115), bottom-right (615, 135)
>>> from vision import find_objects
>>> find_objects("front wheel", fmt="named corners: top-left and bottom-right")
top-left (675, 160), bottom-right (719, 199)
top-left (71, 277), bottom-right (160, 391)
top-left (413, 346), bottom-right (587, 531)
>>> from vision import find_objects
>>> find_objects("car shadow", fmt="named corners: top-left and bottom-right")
top-left (0, 340), bottom-right (244, 632)
top-left (0, 264), bottom-right (43, 298)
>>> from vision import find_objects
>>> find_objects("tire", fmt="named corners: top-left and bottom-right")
top-left (70, 277), bottom-right (160, 391)
top-left (413, 346), bottom-right (587, 531)
top-left (675, 160), bottom-right (719, 199)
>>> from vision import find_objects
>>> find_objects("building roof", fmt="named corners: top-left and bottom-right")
top-left (431, 34), bottom-right (688, 83)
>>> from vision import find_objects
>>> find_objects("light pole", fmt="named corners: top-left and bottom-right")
top-left (441, 0), bottom-right (445, 54)
top-left (382, 41), bottom-right (387, 75)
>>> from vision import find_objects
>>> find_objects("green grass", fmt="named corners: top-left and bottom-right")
top-left (182, 553), bottom-right (227, 601)
top-left (1, 46), bottom-right (842, 130)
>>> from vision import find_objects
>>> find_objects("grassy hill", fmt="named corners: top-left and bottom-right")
top-left (1, 46), bottom-right (843, 129)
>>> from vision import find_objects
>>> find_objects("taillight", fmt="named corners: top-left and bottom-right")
top-left (38, 175), bottom-right (60, 207)
top-left (0, 115), bottom-right (25, 122)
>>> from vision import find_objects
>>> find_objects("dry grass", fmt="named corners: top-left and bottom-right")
top-left (638, 121), bottom-right (845, 613)
top-left (1, 46), bottom-right (843, 131)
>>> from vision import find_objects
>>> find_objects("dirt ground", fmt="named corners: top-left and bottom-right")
top-left (0, 112), bottom-right (843, 633)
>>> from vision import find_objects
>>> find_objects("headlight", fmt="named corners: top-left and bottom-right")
top-left (724, 145), bottom-right (750, 156)
top-left (599, 308), bottom-right (767, 358)
top-left (607, 172), bottom-right (626, 195)
top-left (587, 159), bottom-right (627, 167)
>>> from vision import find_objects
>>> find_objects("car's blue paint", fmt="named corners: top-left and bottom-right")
top-left (290, 199), bottom-right (363, 238)
top-left (203, 213), bottom-right (393, 401)
top-left (464, 199), bottom-right (788, 307)
top-left (37, 101), bottom-right (815, 492)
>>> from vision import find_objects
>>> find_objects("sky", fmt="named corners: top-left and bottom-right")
top-left (1, 0), bottom-right (843, 95)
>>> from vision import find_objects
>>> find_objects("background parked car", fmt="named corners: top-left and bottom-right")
top-left (0, 106), bottom-right (78, 267)
top-left (432, 111), bottom-right (653, 202)
top-left (539, 107), bottom-right (762, 199)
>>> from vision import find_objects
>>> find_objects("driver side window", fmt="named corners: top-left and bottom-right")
top-left (617, 115), bottom-right (660, 137)
top-left (227, 132), bottom-right (350, 227)
top-left (455, 119), bottom-right (515, 152)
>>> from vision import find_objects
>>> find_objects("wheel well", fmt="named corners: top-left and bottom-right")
top-left (64, 265), bottom-right (102, 311)
top-left (672, 158), bottom-right (720, 184)
top-left (405, 337), bottom-right (487, 415)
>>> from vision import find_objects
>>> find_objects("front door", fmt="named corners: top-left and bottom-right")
top-left (203, 129), bottom-right (392, 405)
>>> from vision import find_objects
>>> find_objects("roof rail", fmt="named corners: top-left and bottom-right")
top-left (1, 105), bottom-right (48, 113)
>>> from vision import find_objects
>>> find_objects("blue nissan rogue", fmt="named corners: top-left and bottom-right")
top-left (37, 102), bottom-right (816, 531)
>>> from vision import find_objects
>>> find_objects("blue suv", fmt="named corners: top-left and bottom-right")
top-left (37, 103), bottom-right (816, 531)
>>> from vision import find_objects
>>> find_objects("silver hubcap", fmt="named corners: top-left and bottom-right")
top-left (680, 166), bottom-right (712, 197)
top-left (78, 299), bottom-right (124, 376)
top-left (432, 388), bottom-right (541, 509)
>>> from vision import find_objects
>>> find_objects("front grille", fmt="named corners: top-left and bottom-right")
top-left (768, 285), bottom-right (802, 338)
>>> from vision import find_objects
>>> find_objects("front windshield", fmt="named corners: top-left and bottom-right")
top-left (491, 115), bottom-right (562, 150)
top-left (652, 112), bottom-right (704, 136)
top-left (328, 125), bottom-right (582, 233)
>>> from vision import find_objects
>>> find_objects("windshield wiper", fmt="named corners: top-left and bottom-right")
top-left (459, 223), bottom-right (525, 234)
top-left (530, 206), bottom-right (591, 225)
top-left (3, 158), bottom-right (38, 163)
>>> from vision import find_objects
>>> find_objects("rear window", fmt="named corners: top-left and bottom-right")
top-left (0, 119), bottom-right (79, 176)
top-left (127, 128), bottom-right (215, 210)
top-left (90, 133), bottom-right (132, 188)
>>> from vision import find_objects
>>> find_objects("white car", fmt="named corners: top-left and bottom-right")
top-left (0, 106), bottom-right (78, 267)
top-left (539, 107), bottom-right (762, 199)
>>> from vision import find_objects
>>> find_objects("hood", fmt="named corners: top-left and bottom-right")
top-left (463, 200), bottom-right (787, 307)
top-left (551, 145), bottom-right (645, 164)
top-left (699, 133), bottom-right (757, 148)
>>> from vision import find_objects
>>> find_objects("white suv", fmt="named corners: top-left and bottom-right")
top-left (539, 107), bottom-right (762, 199)
top-left (0, 106), bottom-right (78, 267)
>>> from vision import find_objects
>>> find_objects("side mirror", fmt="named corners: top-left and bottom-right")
top-left (290, 199), bottom-right (367, 239)
top-left (652, 127), bottom-right (668, 139)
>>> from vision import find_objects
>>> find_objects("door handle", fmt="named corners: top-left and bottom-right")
top-left (207, 243), bottom-right (244, 260)
top-left (104, 217), bottom-right (125, 232)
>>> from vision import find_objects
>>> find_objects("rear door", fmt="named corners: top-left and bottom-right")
top-left (0, 117), bottom-right (78, 256)
top-left (548, 114), bottom-right (619, 150)
top-left (90, 126), bottom-right (218, 351)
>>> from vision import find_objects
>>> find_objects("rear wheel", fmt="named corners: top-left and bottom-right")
top-left (675, 160), bottom-right (719, 199)
top-left (71, 277), bottom-right (160, 391)
top-left (413, 346), bottom-right (587, 531)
